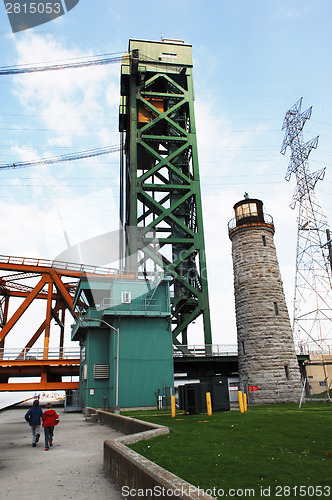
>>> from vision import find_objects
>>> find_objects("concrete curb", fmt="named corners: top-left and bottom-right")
top-left (85, 408), bottom-right (215, 500)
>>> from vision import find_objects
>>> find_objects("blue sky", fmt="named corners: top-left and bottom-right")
top-left (0, 0), bottom-right (331, 348)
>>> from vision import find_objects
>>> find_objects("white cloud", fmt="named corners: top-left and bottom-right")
top-left (0, 33), bottom-right (124, 351)
top-left (279, 8), bottom-right (301, 18)
top-left (3, 33), bottom-right (122, 257)
top-left (12, 33), bottom-right (120, 147)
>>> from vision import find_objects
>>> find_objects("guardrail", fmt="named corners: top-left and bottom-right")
top-left (0, 347), bottom-right (81, 360)
top-left (227, 212), bottom-right (274, 233)
top-left (173, 344), bottom-right (238, 357)
top-left (174, 342), bottom-right (332, 357)
top-left (0, 254), bottom-right (119, 276)
top-left (98, 297), bottom-right (163, 314)
top-left (2, 343), bottom-right (329, 361)
top-left (296, 342), bottom-right (332, 356)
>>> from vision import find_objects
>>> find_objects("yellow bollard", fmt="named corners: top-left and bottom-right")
top-left (206, 392), bottom-right (212, 416)
top-left (238, 391), bottom-right (244, 413)
top-left (171, 395), bottom-right (176, 418)
top-left (243, 392), bottom-right (247, 412)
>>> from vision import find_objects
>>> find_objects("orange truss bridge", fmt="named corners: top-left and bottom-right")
top-left (0, 254), bottom-right (121, 391)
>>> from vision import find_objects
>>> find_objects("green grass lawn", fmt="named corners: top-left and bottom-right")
top-left (123, 403), bottom-right (331, 499)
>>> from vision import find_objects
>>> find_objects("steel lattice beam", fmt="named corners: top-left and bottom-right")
top-left (281, 98), bottom-right (332, 347)
top-left (119, 40), bottom-right (212, 352)
top-left (0, 258), bottom-right (89, 358)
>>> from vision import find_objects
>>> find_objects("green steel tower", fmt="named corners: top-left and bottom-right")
top-left (119, 39), bottom-right (212, 352)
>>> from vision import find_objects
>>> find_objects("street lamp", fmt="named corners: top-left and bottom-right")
top-left (81, 318), bottom-right (120, 414)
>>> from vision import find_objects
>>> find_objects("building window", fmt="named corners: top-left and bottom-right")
top-left (241, 341), bottom-right (246, 355)
top-left (122, 291), bottom-right (131, 304)
top-left (274, 302), bottom-right (279, 315)
top-left (161, 52), bottom-right (178, 59)
top-left (235, 202), bottom-right (258, 220)
top-left (284, 365), bottom-right (290, 380)
top-left (262, 235), bottom-right (267, 247)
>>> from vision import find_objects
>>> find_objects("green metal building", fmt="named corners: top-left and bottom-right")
top-left (119, 39), bottom-right (212, 353)
top-left (71, 275), bottom-right (174, 410)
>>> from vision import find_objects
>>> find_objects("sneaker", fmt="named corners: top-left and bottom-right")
top-left (49, 440), bottom-right (53, 447)
top-left (36, 433), bottom-right (40, 443)
top-left (32, 443), bottom-right (36, 447)
top-left (45, 447), bottom-right (49, 451)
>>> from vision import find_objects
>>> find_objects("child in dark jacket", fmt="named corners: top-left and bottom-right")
top-left (42, 402), bottom-right (59, 451)
top-left (25, 399), bottom-right (43, 447)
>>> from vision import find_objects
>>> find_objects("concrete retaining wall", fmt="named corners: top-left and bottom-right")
top-left (85, 407), bottom-right (167, 437)
top-left (85, 408), bottom-right (214, 500)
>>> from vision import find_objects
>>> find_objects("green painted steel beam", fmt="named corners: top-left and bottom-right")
top-left (140, 135), bottom-right (187, 143)
top-left (119, 39), bottom-right (212, 352)
top-left (141, 91), bottom-right (184, 99)
top-left (141, 184), bottom-right (191, 191)
top-left (143, 237), bottom-right (195, 244)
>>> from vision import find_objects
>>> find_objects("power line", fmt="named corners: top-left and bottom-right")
top-left (0, 52), bottom-right (128, 76)
top-left (0, 145), bottom-right (121, 171)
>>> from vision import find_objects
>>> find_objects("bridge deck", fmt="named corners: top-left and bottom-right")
top-left (0, 348), bottom-right (80, 391)
top-left (0, 344), bottom-right (312, 391)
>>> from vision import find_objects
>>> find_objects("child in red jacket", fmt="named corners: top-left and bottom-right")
top-left (42, 402), bottom-right (59, 451)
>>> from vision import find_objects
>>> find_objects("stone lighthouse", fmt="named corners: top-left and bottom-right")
top-left (228, 196), bottom-right (302, 404)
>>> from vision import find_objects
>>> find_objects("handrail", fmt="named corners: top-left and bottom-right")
top-left (173, 344), bottom-right (238, 357)
top-left (2, 342), bottom-right (329, 362)
top-left (0, 254), bottom-right (163, 280)
top-left (173, 342), bottom-right (332, 357)
top-left (0, 347), bottom-right (80, 361)
top-left (98, 297), bottom-right (162, 312)
top-left (228, 212), bottom-right (274, 233)
top-left (0, 254), bottom-right (119, 276)
top-left (295, 341), bottom-right (332, 356)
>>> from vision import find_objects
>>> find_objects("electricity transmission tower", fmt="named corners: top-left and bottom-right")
top-left (281, 97), bottom-right (332, 349)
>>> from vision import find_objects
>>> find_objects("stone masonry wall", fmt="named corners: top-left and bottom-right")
top-left (230, 224), bottom-right (302, 404)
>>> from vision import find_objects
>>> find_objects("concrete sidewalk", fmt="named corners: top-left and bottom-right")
top-left (0, 403), bottom-right (124, 500)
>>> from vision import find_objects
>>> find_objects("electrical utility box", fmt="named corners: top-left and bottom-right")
top-left (71, 275), bottom-right (174, 410)
top-left (178, 377), bottom-right (230, 413)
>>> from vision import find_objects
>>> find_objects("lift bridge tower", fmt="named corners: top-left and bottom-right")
top-left (281, 98), bottom-right (332, 349)
top-left (119, 39), bottom-right (212, 352)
